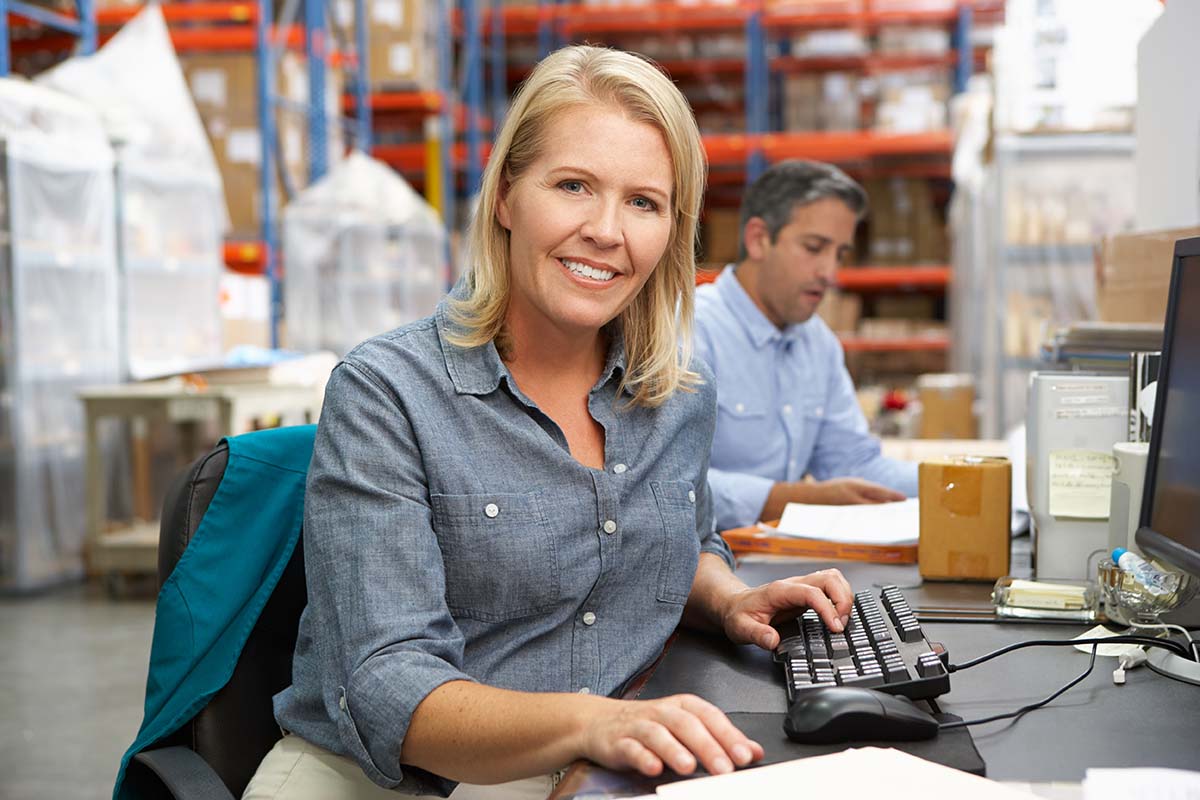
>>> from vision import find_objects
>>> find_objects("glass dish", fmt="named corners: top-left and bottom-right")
top-left (992, 576), bottom-right (1100, 622)
top-left (1097, 559), bottom-right (1197, 627)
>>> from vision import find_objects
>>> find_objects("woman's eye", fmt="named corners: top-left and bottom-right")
top-left (560, 180), bottom-right (585, 193)
top-left (631, 196), bottom-right (658, 211)
top-left (805, 244), bottom-right (822, 256)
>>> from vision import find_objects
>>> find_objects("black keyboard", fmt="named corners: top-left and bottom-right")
top-left (774, 585), bottom-right (950, 703)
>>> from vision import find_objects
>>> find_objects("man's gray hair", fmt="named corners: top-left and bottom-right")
top-left (736, 160), bottom-right (867, 261)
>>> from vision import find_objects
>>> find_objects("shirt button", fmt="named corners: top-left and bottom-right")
top-left (688, 490), bottom-right (696, 503)
top-left (484, 503), bottom-right (499, 518)
top-left (783, 404), bottom-right (793, 415)
top-left (583, 611), bottom-right (597, 625)
top-left (602, 519), bottom-right (617, 534)
top-left (613, 463), bottom-right (627, 474)
top-left (735, 402), bottom-right (745, 413)
top-left (338, 695), bottom-right (347, 712)
top-left (814, 406), bottom-right (824, 417)
top-left (578, 687), bottom-right (591, 694)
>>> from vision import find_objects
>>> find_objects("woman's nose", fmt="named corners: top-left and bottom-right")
top-left (580, 200), bottom-right (622, 248)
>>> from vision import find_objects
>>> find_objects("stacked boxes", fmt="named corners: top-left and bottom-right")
top-left (863, 177), bottom-right (948, 265)
top-left (334, 0), bottom-right (436, 90)
top-left (180, 52), bottom-right (341, 237)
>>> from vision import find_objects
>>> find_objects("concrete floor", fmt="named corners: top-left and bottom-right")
top-left (0, 581), bottom-right (156, 800)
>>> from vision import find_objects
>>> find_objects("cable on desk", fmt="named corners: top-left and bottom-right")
top-left (939, 644), bottom-right (1099, 730)
top-left (945, 634), bottom-right (1192, 672)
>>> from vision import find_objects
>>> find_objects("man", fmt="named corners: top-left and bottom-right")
top-left (694, 160), bottom-right (918, 532)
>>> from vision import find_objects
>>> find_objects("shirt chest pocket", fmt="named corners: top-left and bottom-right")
top-left (651, 480), bottom-right (700, 605)
top-left (431, 490), bottom-right (560, 622)
top-left (714, 397), bottom-right (768, 455)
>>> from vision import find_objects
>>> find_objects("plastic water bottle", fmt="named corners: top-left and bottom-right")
top-left (1112, 548), bottom-right (1176, 597)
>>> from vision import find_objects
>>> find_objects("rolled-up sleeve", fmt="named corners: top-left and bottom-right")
top-left (707, 466), bottom-right (775, 532)
top-left (808, 344), bottom-right (919, 497)
top-left (304, 359), bottom-right (473, 793)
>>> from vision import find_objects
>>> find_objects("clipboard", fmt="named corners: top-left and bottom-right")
top-left (721, 521), bottom-right (918, 564)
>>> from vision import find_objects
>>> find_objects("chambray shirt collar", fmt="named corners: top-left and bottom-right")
top-left (435, 294), bottom-right (630, 398)
top-left (714, 264), bottom-right (810, 348)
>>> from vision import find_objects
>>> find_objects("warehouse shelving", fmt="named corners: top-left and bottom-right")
top-left (0, 0), bottom-right (96, 74)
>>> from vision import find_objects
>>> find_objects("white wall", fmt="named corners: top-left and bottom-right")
top-left (1136, 2), bottom-right (1200, 230)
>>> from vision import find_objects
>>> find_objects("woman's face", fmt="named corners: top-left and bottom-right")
top-left (497, 103), bottom-right (675, 342)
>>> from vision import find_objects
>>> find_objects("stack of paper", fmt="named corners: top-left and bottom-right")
top-left (653, 748), bottom-right (1033, 799)
top-left (775, 497), bottom-right (920, 546)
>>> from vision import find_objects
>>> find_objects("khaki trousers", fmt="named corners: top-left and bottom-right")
top-left (242, 734), bottom-right (557, 799)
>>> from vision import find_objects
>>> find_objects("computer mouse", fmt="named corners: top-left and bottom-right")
top-left (783, 686), bottom-right (940, 744)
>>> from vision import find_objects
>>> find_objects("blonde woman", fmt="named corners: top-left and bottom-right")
top-left (244, 45), bottom-right (854, 799)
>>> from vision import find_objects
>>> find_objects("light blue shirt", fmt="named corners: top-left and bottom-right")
top-left (694, 265), bottom-right (918, 531)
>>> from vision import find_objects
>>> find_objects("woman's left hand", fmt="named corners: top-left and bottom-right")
top-left (720, 569), bottom-right (855, 651)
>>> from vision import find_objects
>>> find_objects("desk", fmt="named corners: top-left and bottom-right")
top-left (551, 559), bottom-right (1200, 798)
top-left (79, 381), bottom-right (322, 586)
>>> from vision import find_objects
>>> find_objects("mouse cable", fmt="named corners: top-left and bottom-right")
top-left (939, 644), bottom-right (1099, 730)
top-left (945, 634), bottom-right (1191, 673)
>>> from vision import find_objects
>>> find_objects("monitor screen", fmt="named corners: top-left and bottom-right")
top-left (1138, 243), bottom-right (1200, 579)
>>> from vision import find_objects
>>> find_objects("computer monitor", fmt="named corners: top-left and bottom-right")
top-left (1135, 235), bottom-right (1200, 684)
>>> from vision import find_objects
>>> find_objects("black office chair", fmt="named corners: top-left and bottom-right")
top-left (123, 441), bottom-right (308, 800)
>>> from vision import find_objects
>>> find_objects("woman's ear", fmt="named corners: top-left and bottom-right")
top-left (496, 176), bottom-right (513, 231)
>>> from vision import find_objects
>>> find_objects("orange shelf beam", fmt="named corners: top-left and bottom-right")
top-left (760, 130), bottom-right (954, 162)
top-left (839, 335), bottom-right (950, 353)
top-left (344, 91), bottom-right (443, 114)
top-left (97, 2), bottom-right (256, 25)
top-left (562, 2), bottom-right (748, 35)
top-left (224, 241), bottom-right (267, 273)
top-left (836, 265), bottom-right (950, 290)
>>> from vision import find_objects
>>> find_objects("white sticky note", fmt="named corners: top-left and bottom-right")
top-left (389, 43), bottom-right (414, 75)
top-left (226, 128), bottom-right (261, 166)
top-left (190, 69), bottom-right (227, 108)
top-left (1048, 449), bottom-right (1115, 519)
top-left (372, 0), bottom-right (403, 27)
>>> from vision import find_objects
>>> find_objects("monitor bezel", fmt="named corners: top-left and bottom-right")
top-left (1135, 235), bottom-right (1200, 579)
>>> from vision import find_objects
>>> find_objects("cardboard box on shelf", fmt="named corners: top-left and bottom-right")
top-left (1096, 226), bottom-right (1200, 324)
top-left (219, 271), bottom-right (271, 350)
top-left (916, 373), bottom-right (976, 440)
top-left (817, 289), bottom-right (862, 334)
top-left (180, 52), bottom-right (335, 237)
top-left (918, 456), bottom-right (1011, 581)
top-left (702, 209), bottom-right (742, 266)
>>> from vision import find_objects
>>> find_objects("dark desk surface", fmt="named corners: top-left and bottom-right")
top-left (552, 559), bottom-right (1200, 798)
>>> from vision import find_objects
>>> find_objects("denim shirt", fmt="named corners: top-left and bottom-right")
top-left (695, 266), bottom-right (918, 531)
top-left (274, 297), bottom-right (734, 794)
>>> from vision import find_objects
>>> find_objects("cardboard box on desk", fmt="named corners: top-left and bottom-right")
top-left (918, 456), bottom-right (1011, 581)
top-left (917, 373), bottom-right (977, 440)
top-left (1096, 226), bottom-right (1200, 323)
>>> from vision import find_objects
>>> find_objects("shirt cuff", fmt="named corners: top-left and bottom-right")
top-left (701, 532), bottom-right (736, 571)
top-left (710, 470), bottom-right (775, 532)
top-left (341, 651), bottom-right (476, 794)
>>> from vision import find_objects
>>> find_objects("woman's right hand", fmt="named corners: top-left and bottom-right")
top-left (579, 694), bottom-right (764, 777)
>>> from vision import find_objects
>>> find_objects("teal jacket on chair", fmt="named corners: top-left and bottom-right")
top-left (113, 424), bottom-right (316, 800)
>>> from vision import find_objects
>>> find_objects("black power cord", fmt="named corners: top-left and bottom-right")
top-left (936, 635), bottom-right (1194, 730)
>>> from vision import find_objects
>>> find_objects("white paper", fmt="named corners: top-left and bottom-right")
top-left (389, 43), bottom-right (414, 75)
top-left (656, 748), bottom-right (1033, 800)
top-left (372, 0), bottom-right (403, 27)
top-left (1048, 450), bottom-right (1115, 519)
top-left (775, 497), bottom-right (919, 546)
top-left (225, 128), bottom-right (261, 166)
top-left (1084, 767), bottom-right (1200, 800)
top-left (189, 68), bottom-right (227, 108)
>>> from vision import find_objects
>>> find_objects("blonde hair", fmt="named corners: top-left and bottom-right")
top-left (448, 45), bottom-right (707, 407)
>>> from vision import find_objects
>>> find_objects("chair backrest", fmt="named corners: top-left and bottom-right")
top-left (150, 441), bottom-right (308, 797)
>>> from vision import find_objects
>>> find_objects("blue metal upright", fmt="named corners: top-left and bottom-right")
top-left (305, 0), bottom-right (329, 182)
top-left (462, 0), bottom-right (485, 197)
top-left (952, 3), bottom-right (974, 95)
top-left (490, 0), bottom-right (506, 132)
top-left (744, 2), bottom-right (768, 183)
top-left (256, 0), bottom-right (282, 348)
top-left (0, 0), bottom-right (96, 76)
top-left (350, 0), bottom-right (371, 149)
top-left (536, 0), bottom-right (554, 59)
top-left (436, 0), bottom-right (455, 276)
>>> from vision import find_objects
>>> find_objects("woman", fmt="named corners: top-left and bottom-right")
top-left (245, 44), bottom-right (854, 799)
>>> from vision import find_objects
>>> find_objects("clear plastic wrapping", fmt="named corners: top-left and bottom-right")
top-left (283, 151), bottom-right (447, 355)
top-left (0, 79), bottom-right (120, 591)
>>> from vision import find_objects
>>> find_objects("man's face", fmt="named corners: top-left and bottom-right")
top-left (745, 197), bottom-right (858, 328)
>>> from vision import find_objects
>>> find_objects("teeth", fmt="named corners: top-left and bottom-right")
top-left (561, 258), bottom-right (616, 282)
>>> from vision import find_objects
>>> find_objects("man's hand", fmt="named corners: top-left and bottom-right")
top-left (720, 568), bottom-right (854, 650)
top-left (761, 477), bottom-right (905, 521)
top-left (805, 477), bottom-right (906, 505)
